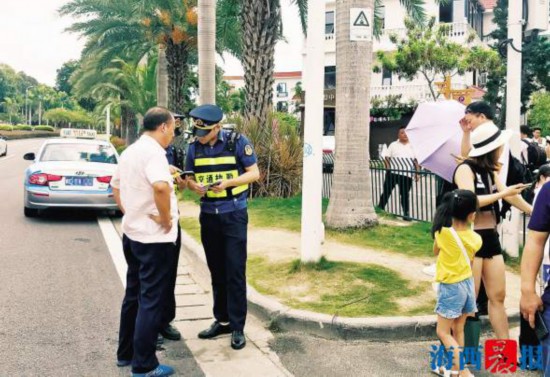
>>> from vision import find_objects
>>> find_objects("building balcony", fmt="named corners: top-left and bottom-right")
top-left (370, 84), bottom-right (435, 103)
top-left (324, 22), bottom-right (482, 53)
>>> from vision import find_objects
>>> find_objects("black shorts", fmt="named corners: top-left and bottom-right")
top-left (475, 229), bottom-right (502, 259)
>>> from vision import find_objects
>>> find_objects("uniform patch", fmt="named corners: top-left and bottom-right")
top-left (244, 145), bottom-right (253, 156)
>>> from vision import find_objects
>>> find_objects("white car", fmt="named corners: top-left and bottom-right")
top-left (23, 129), bottom-right (120, 217)
top-left (0, 136), bottom-right (7, 157)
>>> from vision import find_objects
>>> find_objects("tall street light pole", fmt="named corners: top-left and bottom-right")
top-left (25, 86), bottom-right (34, 126)
top-left (502, 0), bottom-right (523, 257)
top-left (300, 0), bottom-right (326, 263)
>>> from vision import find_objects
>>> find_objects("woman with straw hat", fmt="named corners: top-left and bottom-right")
top-left (454, 103), bottom-right (533, 340)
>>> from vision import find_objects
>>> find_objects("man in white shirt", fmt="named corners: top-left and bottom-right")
top-left (377, 126), bottom-right (419, 221)
top-left (111, 107), bottom-right (178, 377)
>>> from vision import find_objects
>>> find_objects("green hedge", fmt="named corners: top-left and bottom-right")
top-left (13, 125), bottom-right (33, 131)
top-left (33, 125), bottom-right (55, 132)
top-left (0, 125), bottom-right (13, 131)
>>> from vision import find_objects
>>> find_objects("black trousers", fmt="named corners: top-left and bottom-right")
top-left (162, 225), bottom-right (181, 328)
top-left (117, 235), bottom-right (177, 373)
top-left (200, 208), bottom-right (248, 331)
top-left (378, 172), bottom-right (413, 215)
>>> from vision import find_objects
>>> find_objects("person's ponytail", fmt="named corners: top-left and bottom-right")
top-left (431, 192), bottom-right (454, 238)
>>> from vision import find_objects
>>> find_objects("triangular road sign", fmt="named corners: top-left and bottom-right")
top-left (353, 11), bottom-right (369, 27)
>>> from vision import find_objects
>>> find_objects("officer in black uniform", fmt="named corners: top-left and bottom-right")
top-left (185, 104), bottom-right (260, 350)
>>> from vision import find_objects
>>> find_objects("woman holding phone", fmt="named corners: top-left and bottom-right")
top-left (455, 104), bottom-right (532, 339)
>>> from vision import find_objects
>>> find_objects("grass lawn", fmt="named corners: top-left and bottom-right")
top-left (248, 256), bottom-right (434, 317)
top-left (179, 192), bottom-right (434, 259)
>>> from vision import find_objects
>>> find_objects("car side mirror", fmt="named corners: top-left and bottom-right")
top-left (23, 153), bottom-right (35, 161)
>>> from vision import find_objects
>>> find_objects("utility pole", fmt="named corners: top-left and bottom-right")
top-left (300, 0), bottom-right (326, 263)
top-left (502, 0), bottom-right (523, 257)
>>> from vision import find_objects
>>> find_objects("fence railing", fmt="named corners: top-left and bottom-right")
top-left (322, 156), bottom-right (440, 222)
top-left (322, 155), bottom-right (529, 243)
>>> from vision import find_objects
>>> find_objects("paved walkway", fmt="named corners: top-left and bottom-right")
top-left (111, 219), bottom-right (292, 377)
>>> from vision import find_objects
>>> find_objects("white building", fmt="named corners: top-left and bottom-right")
top-left (223, 71), bottom-right (302, 114)
top-left (322, 0), bottom-right (497, 103)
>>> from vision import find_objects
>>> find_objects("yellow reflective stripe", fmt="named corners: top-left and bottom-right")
top-left (231, 184), bottom-right (248, 195)
top-left (195, 156), bottom-right (237, 166)
top-left (205, 184), bottom-right (248, 198)
top-left (195, 170), bottom-right (239, 185)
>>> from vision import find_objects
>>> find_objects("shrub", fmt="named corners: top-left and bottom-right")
top-left (110, 136), bottom-right (126, 149)
top-left (33, 125), bottom-right (55, 132)
top-left (235, 113), bottom-right (303, 198)
top-left (13, 125), bottom-right (33, 131)
top-left (0, 124), bottom-right (13, 131)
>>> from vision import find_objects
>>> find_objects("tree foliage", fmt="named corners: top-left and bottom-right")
top-left (375, 17), bottom-right (501, 101)
top-left (529, 92), bottom-right (550, 133)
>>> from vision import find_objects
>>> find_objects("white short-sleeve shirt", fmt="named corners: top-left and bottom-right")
top-left (384, 140), bottom-right (416, 177)
top-left (111, 135), bottom-right (178, 243)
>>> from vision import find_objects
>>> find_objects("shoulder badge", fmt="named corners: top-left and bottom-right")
top-left (244, 144), bottom-right (253, 156)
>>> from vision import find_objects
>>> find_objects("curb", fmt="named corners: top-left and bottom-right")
top-left (180, 230), bottom-right (520, 341)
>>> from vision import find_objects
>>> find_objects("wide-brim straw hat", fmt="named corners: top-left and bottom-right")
top-left (468, 122), bottom-right (512, 157)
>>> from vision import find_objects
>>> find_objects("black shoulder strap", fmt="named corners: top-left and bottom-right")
top-left (226, 130), bottom-right (241, 154)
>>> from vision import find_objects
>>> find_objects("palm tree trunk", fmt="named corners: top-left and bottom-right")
top-left (165, 41), bottom-right (189, 114)
top-left (198, 0), bottom-right (216, 104)
top-left (157, 45), bottom-right (169, 108)
top-left (326, 0), bottom-right (378, 228)
top-left (241, 0), bottom-right (281, 126)
top-left (121, 104), bottom-right (139, 145)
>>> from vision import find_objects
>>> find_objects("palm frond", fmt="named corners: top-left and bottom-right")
top-left (399, 0), bottom-right (427, 25)
top-left (290, 0), bottom-right (307, 35)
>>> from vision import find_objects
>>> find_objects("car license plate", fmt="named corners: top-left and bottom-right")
top-left (66, 177), bottom-right (93, 186)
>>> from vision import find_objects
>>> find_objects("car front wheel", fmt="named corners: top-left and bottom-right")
top-left (24, 207), bottom-right (38, 217)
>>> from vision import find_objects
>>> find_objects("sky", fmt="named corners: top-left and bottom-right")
top-left (0, 0), bottom-right (304, 87)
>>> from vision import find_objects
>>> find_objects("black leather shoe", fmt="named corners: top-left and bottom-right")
top-left (160, 324), bottom-right (181, 341)
top-left (231, 330), bottom-right (246, 350)
top-left (198, 321), bottom-right (232, 339)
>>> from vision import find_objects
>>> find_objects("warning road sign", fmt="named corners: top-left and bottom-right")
top-left (350, 8), bottom-right (372, 41)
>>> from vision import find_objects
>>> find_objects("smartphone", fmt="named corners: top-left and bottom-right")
top-left (535, 311), bottom-right (549, 341)
top-left (204, 181), bottom-right (222, 190)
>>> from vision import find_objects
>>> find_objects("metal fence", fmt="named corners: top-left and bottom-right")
top-left (322, 156), bottom-right (441, 222)
top-left (322, 156), bottom-right (529, 244)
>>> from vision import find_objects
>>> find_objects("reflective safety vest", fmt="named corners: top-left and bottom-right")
top-left (193, 147), bottom-right (248, 201)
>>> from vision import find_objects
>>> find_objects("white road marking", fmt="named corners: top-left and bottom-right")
top-left (0, 155), bottom-right (15, 164)
top-left (97, 217), bottom-right (127, 288)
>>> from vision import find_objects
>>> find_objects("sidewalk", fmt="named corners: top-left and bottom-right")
top-left (111, 219), bottom-right (293, 377)
top-left (178, 201), bottom-right (522, 340)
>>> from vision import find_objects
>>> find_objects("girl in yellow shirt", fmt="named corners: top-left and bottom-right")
top-left (432, 189), bottom-right (482, 377)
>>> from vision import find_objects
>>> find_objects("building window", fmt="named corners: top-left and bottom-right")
top-left (276, 101), bottom-right (288, 113)
top-left (325, 66), bottom-right (336, 89)
top-left (378, 6), bottom-right (385, 30)
top-left (276, 82), bottom-right (288, 98)
top-left (325, 11), bottom-right (335, 34)
top-left (465, 0), bottom-right (483, 37)
top-left (382, 67), bottom-right (392, 86)
top-left (439, 1), bottom-right (453, 23)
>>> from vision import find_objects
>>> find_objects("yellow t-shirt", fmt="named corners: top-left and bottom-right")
top-left (434, 227), bottom-right (482, 284)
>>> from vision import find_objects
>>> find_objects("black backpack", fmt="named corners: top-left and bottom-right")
top-left (500, 155), bottom-right (535, 219)
top-left (522, 139), bottom-right (547, 171)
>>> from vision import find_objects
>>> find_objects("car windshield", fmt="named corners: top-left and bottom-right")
top-left (40, 143), bottom-right (117, 164)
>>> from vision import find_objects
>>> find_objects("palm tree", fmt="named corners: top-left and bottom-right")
top-left (325, 0), bottom-right (427, 228)
top-left (198, 0), bottom-right (216, 104)
top-left (71, 55), bottom-right (157, 143)
top-left (0, 97), bottom-right (19, 124)
top-left (60, 0), bottom-right (197, 114)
